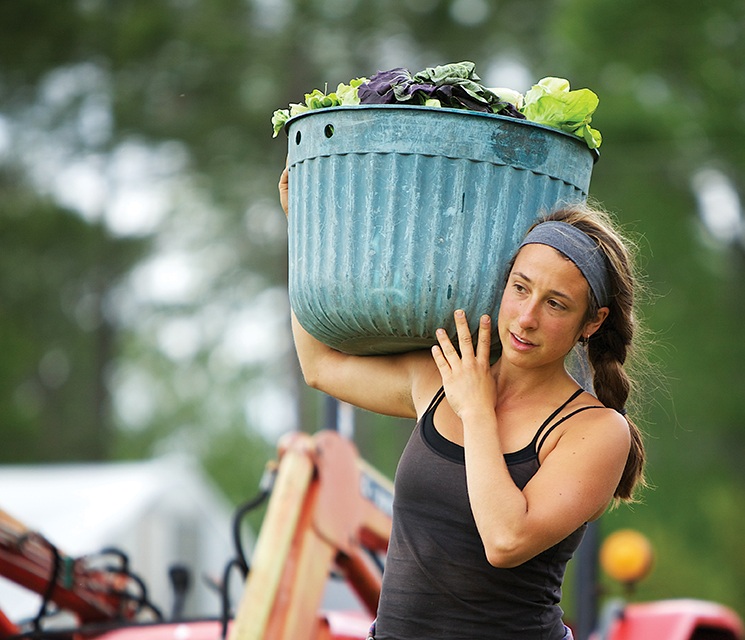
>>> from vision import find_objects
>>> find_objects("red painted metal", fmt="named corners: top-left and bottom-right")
top-left (599, 599), bottom-right (744, 640)
top-left (81, 613), bottom-right (372, 640)
top-left (0, 509), bottom-right (139, 632)
top-left (0, 609), bottom-right (18, 637)
top-left (91, 621), bottom-right (227, 640)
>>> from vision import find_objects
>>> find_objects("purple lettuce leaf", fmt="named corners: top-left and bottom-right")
top-left (491, 99), bottom-right (526, 119)
top-left (357, 63), bottom-right (526, 119)
top-left (357, 68), bottom-right (414, 104)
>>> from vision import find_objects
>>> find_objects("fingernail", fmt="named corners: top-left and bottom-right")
top-left (455, 309), bottom-right (464, 317)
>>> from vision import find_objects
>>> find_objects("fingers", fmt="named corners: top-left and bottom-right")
top-left (434, 311), bottom-right (492, 353)
top-left (278, 166), bottom-right (289, 217)
top-left (431, 323), bottom-right (460, 378)
top-left (453, 309), bottom-right (473, 353)
top-left (476, 315), bottom-right (492, 362)
top-left (434, 311), bottom-right (492, 365)
top-left (434, 327), bottom-right (458, 360)
top-left (454, 310), bottom-right (492, 361)
top-left (431, 342), bottom-right (449, 372)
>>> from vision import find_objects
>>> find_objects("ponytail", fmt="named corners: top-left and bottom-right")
top-left (587, 304), bottom-right (646, 501)
top-left (541, 204), bottom-right (647, 502)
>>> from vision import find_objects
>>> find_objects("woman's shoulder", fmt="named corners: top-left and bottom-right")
top-left (539, 391), bottom-right (630, 461)
top-left (571, 391), bottom-right (629, 432)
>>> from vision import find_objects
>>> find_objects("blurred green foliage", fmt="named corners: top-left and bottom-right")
top-left (0, 176), bottom-right (147, 461)
top-left (1, 0), bottom-right (744, 623)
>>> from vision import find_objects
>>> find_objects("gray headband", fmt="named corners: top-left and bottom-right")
top-left (518, 221), bottom-right (612, 307)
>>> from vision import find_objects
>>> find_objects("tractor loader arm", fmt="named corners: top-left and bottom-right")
top-left (227, 430), bottom-right (393, 640)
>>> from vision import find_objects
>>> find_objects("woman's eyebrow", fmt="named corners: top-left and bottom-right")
top-left (511, 270), bottom-right (573, 301)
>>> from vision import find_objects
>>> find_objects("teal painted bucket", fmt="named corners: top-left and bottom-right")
top-left (286, 105), bottom-right (596, 355)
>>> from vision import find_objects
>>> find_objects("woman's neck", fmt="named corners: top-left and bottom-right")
top-left (493, 357), bottom-right (577, 406)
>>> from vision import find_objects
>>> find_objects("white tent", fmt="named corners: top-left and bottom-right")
top-left (0, 455), bottom-right (243, 624)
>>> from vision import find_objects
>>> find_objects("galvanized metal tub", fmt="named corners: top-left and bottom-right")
top-left (286, 105), bottom-right (596, 355)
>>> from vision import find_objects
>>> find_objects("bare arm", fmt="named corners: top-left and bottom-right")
top-left (462, 404), bottom-right (628, 567)
top-left (432, 311), bottom-right (630, 567)
top-left (292, 311), bottom-right (435, 418)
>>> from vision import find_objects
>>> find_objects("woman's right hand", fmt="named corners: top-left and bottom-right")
top-left (279, 162), bottom-right (289, 218)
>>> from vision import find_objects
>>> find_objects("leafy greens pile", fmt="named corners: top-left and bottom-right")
top-left (271, 62), bottom-right (601, 149)
top-left (355, 62), bottom-right (524, 119)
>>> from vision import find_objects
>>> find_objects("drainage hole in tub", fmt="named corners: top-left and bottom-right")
top-left (295, 131), bottom-right (302, 145)
top-left (324, 124), bottom-right (334, 138)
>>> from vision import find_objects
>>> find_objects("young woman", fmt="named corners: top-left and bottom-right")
top-left (279, 168), bottom-right (645, 640)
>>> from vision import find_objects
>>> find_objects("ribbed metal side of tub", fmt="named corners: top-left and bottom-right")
top-left (286, 106), bottom-right (595, 355)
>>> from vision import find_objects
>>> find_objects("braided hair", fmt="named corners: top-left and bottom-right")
top-left (530, 203), bottom-right (647, 502)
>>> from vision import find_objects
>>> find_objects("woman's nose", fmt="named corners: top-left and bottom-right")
top-left (518, 300), bottom-right (539, 329)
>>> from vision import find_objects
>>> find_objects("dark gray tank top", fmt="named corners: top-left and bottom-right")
top-left (374, 388), bottom-right (599, 640)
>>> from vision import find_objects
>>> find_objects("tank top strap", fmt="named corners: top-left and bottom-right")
top-left (536, 405), bottom-right (605, 455)
top-left (423, 386), bottom-right (447, 418)
top-left (530, 388), bottom-right (585, 449)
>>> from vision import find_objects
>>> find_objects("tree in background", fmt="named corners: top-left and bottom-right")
top-left (1, 0), bottom-right (744, 616)
top-left (0, 185), bottom-right (145, 462)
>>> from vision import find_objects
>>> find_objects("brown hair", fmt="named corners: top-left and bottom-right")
top-left (524, 202), bottom-right (647, 502)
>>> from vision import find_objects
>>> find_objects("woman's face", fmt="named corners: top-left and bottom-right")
top-left (498, 243), bottom-right (608, 371)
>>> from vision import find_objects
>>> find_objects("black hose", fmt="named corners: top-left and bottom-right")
top-left (220, 469), bottom-right (277, 637)
top-left (32, 537), bottom-right (61, 633)
top-left (219, 559), bottom-right (244, 639)
top-left (231, 490), bottom-right (270, 578)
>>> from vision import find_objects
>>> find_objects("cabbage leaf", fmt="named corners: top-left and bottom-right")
top-left (520, 77), bottom-right (602, 149)
top-left (271, 78), bottom-right (366, 137)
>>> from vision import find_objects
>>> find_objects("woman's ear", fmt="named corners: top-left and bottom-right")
top-left (584, 306), bottom-right (610, 339)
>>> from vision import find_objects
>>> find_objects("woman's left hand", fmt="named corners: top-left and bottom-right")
top-left (278, 155), bottom-right (289, 218)
top-left (431, 310), bottom-right (497, 420)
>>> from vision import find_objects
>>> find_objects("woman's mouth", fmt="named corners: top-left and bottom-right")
top-left (510, 332), bottom-right (536, 348)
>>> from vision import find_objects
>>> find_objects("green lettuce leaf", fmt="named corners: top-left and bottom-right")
top-left (520, 77), bottom-right (602, 149)
top-left (486, 87), bottom-right (523, 108)
top-left (271, 109), bottom-right (290, 136)
top-left (335, 78), bottom-right (366, 105)
top-left (272, 78), bottom-right (367, 137)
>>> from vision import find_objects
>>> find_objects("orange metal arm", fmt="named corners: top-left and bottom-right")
top-left (228, 430), bottom-right (393, 640)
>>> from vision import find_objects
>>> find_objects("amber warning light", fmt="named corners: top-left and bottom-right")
top-left (600, 529), bottom-right (655, 589)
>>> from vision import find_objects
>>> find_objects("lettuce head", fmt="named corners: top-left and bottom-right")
top-left (521, 77), bottom-right (602, 149)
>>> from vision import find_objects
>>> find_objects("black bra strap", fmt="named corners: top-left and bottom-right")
top-left (423, 386), bottom-right (447, 418)
top-left (531, 388), bottom-right (584, 447)
top-left (422, 386), bottom-right (601, 457)
top-left (536, 405), bottom-right (605, 455)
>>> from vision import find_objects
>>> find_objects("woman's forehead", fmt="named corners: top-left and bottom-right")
top-left (512, 244), bottom-right (589, 292)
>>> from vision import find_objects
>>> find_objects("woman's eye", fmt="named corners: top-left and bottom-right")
top-left (547, 299), bottom-right (565, 310)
